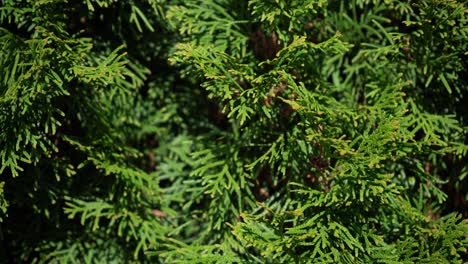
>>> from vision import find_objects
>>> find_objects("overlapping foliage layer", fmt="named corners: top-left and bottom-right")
top-left (1, 0), bottom-right (467, 263)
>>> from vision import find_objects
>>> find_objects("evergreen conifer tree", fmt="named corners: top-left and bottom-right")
top-left (1, 0), bottom-right (467, 263)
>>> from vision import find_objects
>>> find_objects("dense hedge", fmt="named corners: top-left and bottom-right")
top-left (1, 0), bottom-right (467, 263)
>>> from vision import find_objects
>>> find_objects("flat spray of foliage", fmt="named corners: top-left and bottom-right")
top-left (0, 0), bottom-right (467, 263)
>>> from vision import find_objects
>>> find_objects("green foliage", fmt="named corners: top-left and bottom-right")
top-left (1, 0), bottom-right (467, 263)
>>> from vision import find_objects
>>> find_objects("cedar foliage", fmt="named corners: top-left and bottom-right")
top-left (0, 0), bottom-right (467, 263)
